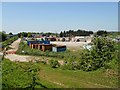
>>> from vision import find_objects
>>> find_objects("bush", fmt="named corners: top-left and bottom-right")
top-left (49, 59), bottom-right (60, 68)
top-left (62, 62), bottom-right (79, 70)
top-left (2, 59), bottom-right (42, 88)
top-left (79, 37), bottom-right (117, 71)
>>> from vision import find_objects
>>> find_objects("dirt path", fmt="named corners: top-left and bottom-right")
top-left (5, 38), bottom-right (32, 62)
top-left (7, 38), bottom-right (21, 52)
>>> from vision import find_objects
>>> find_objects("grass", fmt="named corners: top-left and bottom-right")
top-left (2, 58), bottom-right (118, 88)
top-left (2, 58), bottom-right (60, 88)
top-left (38, 63), bottom-right (118, 88)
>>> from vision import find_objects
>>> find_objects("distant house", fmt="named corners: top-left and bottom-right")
top-left (72, 36), bottom-right (86, 42)
top-left (46, 37), bottom-right (56, 41)
top-left (34, 34), bottom-right (42, 38)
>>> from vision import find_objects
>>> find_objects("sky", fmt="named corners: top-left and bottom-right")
top-left (1, 2), bottom-right (118, 34)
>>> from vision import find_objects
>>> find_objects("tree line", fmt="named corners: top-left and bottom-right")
top-left (59, 30), bottom-right (117, 37)
top-left (59, 30), bottom-right (94, 37)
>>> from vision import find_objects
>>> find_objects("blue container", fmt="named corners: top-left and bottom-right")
top-left (27, 40), bottom-right (50, 46)
top-left (27, 41), bottom-right (31, 46)
top-left (43, 40), bottom-right (50, 44)
top-left (52, 46), bottom-right (66, 52)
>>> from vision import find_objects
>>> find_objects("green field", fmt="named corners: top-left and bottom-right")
top-left (39, 64), bottom-right (118, 88)
top-left (2, 58), bottom-right (118, 88)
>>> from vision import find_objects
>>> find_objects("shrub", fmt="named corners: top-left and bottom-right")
top-left (49, 59), bottom-right (60, 68)
top-left (40, 60), bottom-right (47, 64)
top-left (61, 60), bottom-right (80, 70)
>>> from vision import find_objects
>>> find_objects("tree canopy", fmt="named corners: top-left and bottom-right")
top-left (59, 30), bottom-right (93, 37)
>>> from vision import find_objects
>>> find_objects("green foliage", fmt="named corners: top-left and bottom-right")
top-left (60, 31), bottom-right (63, 37)
top-left (61, 61), bottom-right (79, 70)
top-left (60, 30), bottom-right (93, 37)
top-left (79, 37), bottom-right (117, 71)
top-left (9, 32), bottom-right (13, 35)
top-left (0, 32), bottom-right (7, 42)
top-left (49, 59), bottom-right (60, 68)
top-left (2, 35), bottom-right (18, 48)
top-left (95, 30), bottom-right (107, 36)
top-left (2, 58), bottom-right (49, 88)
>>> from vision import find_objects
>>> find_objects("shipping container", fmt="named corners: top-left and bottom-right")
top-left (52, 45), bottom-right (66, 52)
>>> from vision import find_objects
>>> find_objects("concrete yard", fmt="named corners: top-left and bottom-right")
top-left (51, 41), bottom-right (89, 51)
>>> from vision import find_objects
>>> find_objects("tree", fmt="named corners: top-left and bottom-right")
top-left (27, 32), bottom-right (32, 37)
top-left (22, 32), bottom-right (28, 37)
top-left (49, 59), bottom-right (60, 68)
top-left (96, 30), bottom-right (107, 36)
top-left (60, 30), bottom-right (94, 37)
top-left (0, 32), bottom-right (7, 42)
top-left (63, 31), bottom-right (66, 37)
top-left (60, 31), bottom-right (63, 37)
top-left (9, 32), bottom-right (13, 35)
top-left (80, 37), bottom-right (116, 71)
top-left (18, 33), bottom-right (21, 38)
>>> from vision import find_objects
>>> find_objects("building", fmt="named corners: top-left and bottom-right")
top-left (72, 36), bottom-right (86, 42)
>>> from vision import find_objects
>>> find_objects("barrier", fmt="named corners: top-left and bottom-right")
top-left (5, 51), bottom-right (16, 54)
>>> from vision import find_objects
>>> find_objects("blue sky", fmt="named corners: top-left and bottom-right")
top-left (2, 2), bottom-right (118, 34)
